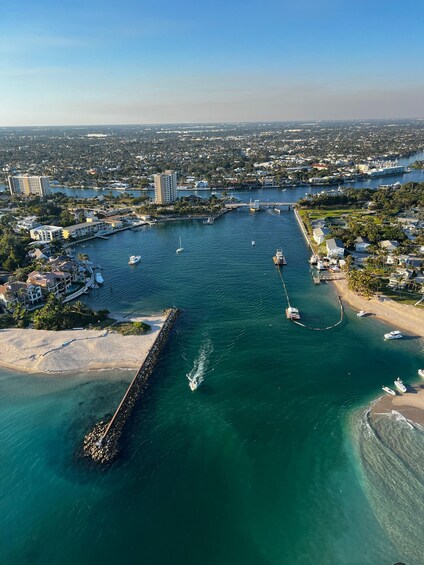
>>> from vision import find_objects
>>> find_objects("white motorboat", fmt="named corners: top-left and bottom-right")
top-left (128, 255), bottom-right (141, 265)
top-left (251, 240), bottom-right (255, 246)
top-left (309, 255), bottom-right (318, 265)
top-left (384, 330), bottom-right (403, 340)
top-left (382, 386), bottom-right (396, 396)
top-left (189, 379), bottom-right (199, 391)
top-left (418, 369), bottom-right (424, 378)
top-left (176, 236), bottom-right (184, 254)
top-left (316, 260), bottom-right (326, 271)
top-left (95, 272), bottom-right (104, 285)
top-left (357, 310), bottom-right (367, 317)
top-left (286, 306), bottom-right (300, 320)
top-left (394, 378), bottom-right (407, 393)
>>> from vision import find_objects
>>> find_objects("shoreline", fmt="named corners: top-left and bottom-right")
top-left (0, 314), bottom-right (166, 375)
top-left (370, 383), bottom-right (424, 426)
top-left (330, 278), bottom-right (424, 338)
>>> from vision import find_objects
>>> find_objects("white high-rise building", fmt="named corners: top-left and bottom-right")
top-left (154, 170), bottom-right (177, 204)
top-left (8, 175), bottom-right (51, 197)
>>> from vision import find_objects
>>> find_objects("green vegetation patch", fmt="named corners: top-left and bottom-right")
top-left (113, 321), bottom-right (151, 335)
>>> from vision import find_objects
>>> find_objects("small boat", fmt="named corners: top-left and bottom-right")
top-left (273, 207), bottom-right (281, 214)
top-left (251, 240), bottom-right (255, 246)
top-left (95, 272), bottom-right (104, 285)
top-left (316, 260), bottom-right (326, 271)
top-left (286, 306), bottom-right (300, 320)
top-left (309, 255), bottom-right (318, 265)
top-left (382, 386), bottom-right (396, 396)
top-left (273, 249), bottom-right (287, 266)
top-left (418, 369), bottom-right (424, 378)
top-left (384, 330), bottom-right (403, 340)
top-left (128, 255), bottom-right (141, 265)
top-left (394, 378), bottom-right (407, 393)
top-left (357, 310), bottom-right (367, 317)
top-left (203, 217), bottom-right (214, 225)
top-left (176, 236), bottom-right (184, 254)
top-left (189, 379), bottom-right (200, 391)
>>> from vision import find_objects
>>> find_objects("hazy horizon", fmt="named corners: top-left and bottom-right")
top-left (1, 0), bottom-right (424, 126)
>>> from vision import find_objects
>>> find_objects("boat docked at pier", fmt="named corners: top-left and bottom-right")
top-left (384, 330), bottom-right (403, 340)
top-left (309, 255), bottom-right (318, 265)
top-left (273, 249), bottom-right (287, 266)
top-left (128, 255), bottom-right (141, 265)
top-left (394, 378), bottom-right (407, 393)
top-left (286, 306), bottom-right (300, 320)
top-left (382, 386), bottom-right (396, 396)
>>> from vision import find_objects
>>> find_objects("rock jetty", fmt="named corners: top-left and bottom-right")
top-left (83, 308), bottom-right (179, 463)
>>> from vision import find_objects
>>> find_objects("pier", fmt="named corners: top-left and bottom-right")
top-left (83, 307), bottom-right (180, 463)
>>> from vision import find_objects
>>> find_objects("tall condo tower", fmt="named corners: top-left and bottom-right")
top-left (8, 175), bottom-right (51, 197)
top-left (154, 170), bottom-right (177, 204)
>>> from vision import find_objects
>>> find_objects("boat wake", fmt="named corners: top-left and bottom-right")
top-left (187, 339), bottom-right (213, 391)
top-left (350, 406), bottom-right (424, 564)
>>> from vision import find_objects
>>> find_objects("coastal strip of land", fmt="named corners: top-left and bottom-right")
top-left (0, 314), bottom-right (166, 374)
top-left (330, 278), bottom-right (424, 337)
top-left (370, 383), bottom-right (424, 426)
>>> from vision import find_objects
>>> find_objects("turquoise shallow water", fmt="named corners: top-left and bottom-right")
top-left (1, 207), bottom-right (423, 564)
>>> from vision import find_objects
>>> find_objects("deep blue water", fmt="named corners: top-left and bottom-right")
top-left (1, 205), bottom-right (423, 564)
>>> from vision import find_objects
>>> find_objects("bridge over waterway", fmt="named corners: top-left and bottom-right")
top-left (225, 202), bottom-right (294, 210)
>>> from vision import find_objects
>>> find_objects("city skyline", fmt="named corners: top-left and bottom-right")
top-left (1, 0), bottom-right (424, 126)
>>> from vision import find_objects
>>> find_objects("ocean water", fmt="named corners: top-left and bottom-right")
top-left (1, 206), bottom-right (423, 564)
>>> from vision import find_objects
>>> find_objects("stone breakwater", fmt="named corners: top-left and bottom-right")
top-left (83, 308), bottom-right (180, 463)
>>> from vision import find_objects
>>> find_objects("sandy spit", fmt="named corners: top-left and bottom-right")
top-left (330, 278), bottom-right (424, 338)
top-left (0, 314), bottom-right (166, 374)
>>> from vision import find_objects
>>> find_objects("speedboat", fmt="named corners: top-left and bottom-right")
top-left (286, 306), bottom-right (300, 320)
top-left (418, 369), bottom-right (424, 378)
top-left (382, 386), bottom-right (396, 396)
top-left (128, 255), bottom-right (141, 265)
top-left (357, 310), bottom-right (367, 317)
top-left (384, 330), bottom-right (403, 340)
top-left (189, 379), bottom-right (199, 391)
top-left (394, 378), bottom-right (407, 393)
top-left (251, 240), bottom-right (255, 246)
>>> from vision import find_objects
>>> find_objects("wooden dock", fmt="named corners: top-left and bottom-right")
top-left (83, 307), bottom-right (180, 463)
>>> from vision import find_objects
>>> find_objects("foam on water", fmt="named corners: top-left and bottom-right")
top-left (187, 338), bottom-right (214, 389)
top-left (351, 405), bottom-right (424, 565)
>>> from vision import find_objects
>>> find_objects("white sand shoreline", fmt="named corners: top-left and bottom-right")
top-left (0, 314), bottom-right (166, 375)
top-left (330, 278), bottom-right (424, 337)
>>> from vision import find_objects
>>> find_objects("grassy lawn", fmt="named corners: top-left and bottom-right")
top-left (384, 288), bottom-right (424, 306)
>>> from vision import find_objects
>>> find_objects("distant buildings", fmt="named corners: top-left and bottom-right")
top-left (154, 170), bottom-right (177, 204)
top-left (8, 175), bottom-right (50, 197)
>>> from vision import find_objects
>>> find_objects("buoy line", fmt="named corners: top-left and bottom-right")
top-left (277, 267), bottom-right (344, 331)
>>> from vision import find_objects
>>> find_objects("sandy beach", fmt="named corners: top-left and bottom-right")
top-left (0, 314), bottom-right (166, 374)
top-left (331, 278), bottom-right (424, 337)
top-left (370, 382), bottom-right (424, 426)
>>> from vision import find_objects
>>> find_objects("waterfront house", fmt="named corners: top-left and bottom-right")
top-left (354, 236), bottom-right (371, 253)
top-left (27, 271), bottom-right (70, 297)
top-left (62, 220), bottom-right (108, 240)
top-left (0, 282), bottom-right (43, 309)
top-left (313, 227), bottom-right (329, 245)
top-left (326, 238), bottom-right (345, 258)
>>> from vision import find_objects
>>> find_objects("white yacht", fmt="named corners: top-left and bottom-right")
top-left (418, 369), bottom-right (424, 378)
top-left (394, 378), bottom-right (407, 393)
top-left (357, 310), bottom-right (368, 317)
top-left (251, 240), bottom-right (256, 246)
top-left (128, 255), bottom-right (141, 265)
top-left (382, 386), bottom-right (396, 396)
top-left (286, 306), bottom-right (300, 320)
top-left (309, 255), bottom-right (318, 265)
top-left (176, 236), bottom-right (184, 254)
top-left (384, 330), bottom-right (403, 340)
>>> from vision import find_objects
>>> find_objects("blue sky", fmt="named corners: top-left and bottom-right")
top-left (1, 0), bottom-right (423, 125)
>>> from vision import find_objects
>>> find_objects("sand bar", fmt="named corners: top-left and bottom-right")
top-left (331, 278), bottom-right (424, 337)
top-left (371, 382), bottom-right (424, 426)
top-left (0, 314), bottom-right (166, 374)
